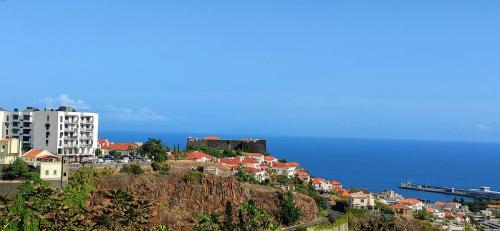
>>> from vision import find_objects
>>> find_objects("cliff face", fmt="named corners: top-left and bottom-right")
top-left (91, 173), bottom-right (319, 230)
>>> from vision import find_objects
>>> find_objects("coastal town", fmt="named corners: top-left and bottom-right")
top-left (1, 106), bottom-right (500, 231)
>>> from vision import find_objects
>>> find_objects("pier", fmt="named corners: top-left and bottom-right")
top-left (400, 182), bottom-right (500, 200)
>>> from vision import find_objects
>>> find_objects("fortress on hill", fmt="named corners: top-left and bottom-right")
top-left (186, 136), bottom-right (267, 154)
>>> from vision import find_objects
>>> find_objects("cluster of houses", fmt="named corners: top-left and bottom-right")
top-left (180, 150), bottom-right (348, 195)
top-left (0, 138), bottom-right (68, 181)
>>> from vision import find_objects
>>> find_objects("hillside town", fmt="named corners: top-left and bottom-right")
top-left (1, 107), bottom-right (500, 230)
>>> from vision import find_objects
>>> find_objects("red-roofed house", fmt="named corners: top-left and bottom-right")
top-left (296, 170), bottom-right (310, 182)
top-left (271, 162), bottom-right (299, 178)
top-left (98, 139), bottom-right (142, 157)
top-left (0, 138), bottom-right (21, 164)
top-left (330, 180), bottom-right (343, 190)
top-left (392, 203), bottom-right (413, 216)
top-left (399, 198), bottom-right (423, 211)
top-left (241, 157), bottom-right (260, 168)
top-left (244, 167), bottom-right (268, 182)
top-left (246, 153), bottom-right (265, 163)
top-left (311, 177), bottom-right (333, 192)
top-left (336, 188), bottom-right (350, 197)
top-left (22, 149), bottom-right (67, 180)
top-left (263, 155), bottom-right (278, 163)
top-left (184, 151), bottom-right (214, 162)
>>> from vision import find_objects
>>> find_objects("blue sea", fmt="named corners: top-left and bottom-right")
top-left (101, 131), bottom-right (500, 202)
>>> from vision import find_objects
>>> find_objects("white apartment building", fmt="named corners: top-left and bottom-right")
top-left (0, 106), bottom-right (99, 161)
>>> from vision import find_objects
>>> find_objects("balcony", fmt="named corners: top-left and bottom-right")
top-left (80, 143), bottom-right (93, 148)
top-left (80, 128), bottom-right (93, 132)
top-left (64, 120), bottom-right (79, 124)
top-left (64, 128), bottom-right (78, 132)
top-left (65, 136), bottom-right (78, 140)
top-left (63, 143), bottom-right (78, 148)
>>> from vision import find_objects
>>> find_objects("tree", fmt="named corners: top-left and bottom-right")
top-left (237, 201), bottom-right (278, 231)
top-left (139, 138), bottom-right (168, 162)
top-left (96, 189), bottom-right (152, 230)
top-left (2, 158), bottom-right (30, 180)
top-left (95, 148), bottom-right (103, 157)
top-left (235, 166), bottom-right (257, 183)
top-left (195, 214), bottom-right (221, 231)
top-left (223, 201), bottom-right (235, 231)
top-left (109, 150), bottom-right (122, 160)
top-left (279, 191), bottom-right (302, 226)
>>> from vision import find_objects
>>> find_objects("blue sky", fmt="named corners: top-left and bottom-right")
top-left (1, 1), bottom-right (499, 142)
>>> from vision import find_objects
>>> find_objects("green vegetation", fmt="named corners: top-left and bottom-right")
top-left (234, 166), bottom-right (257, 184)
top-left (2, 159), bottom-right (31, 180)
top-left (414, 210), bottom-right (434, 222)
top-left (0, 167), bottom-right (174, 231)
top-left (308, 215), bottom-right (348, 230)
top-left (120, 163), bottom-right (145, 175)
top-left (95, 148), bottom-right (103, 157)
top-left (151, 161), bottom-right (171, 175)
top-left (186, 145), bottom-right (242, 158)
top-left (193, 200), bottom-right (278, 231)
top-left (279, 191), bottom-right (302, 226)
top-left (139, 138), bottom-right (169, 162)
top-left (183, 171), bottom-right (203, 184)
top-left (109, 150), bottom-right (122, 159)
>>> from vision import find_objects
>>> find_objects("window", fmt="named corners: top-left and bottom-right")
top-left (46, 132), bottom-right (50, 138)
top-left (46, 140), bottom-right (49, 146)
top-left (53, 170), bottom-right (57, 175)
top-left (360, 199), bottom-right (365, 203)
top-left (46, 115), bottom-right (49, 122)
top-left (45, 170), bottom-right (49, 175)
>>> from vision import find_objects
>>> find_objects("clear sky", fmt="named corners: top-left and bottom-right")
top-left (1, 1), bottom-right (499, 142)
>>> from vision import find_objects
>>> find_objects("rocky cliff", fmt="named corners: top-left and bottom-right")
top-left (91, 172), bottom-right (320, 230)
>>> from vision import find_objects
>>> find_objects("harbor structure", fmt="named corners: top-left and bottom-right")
top-left (400, 181), bottom-right (500, 200)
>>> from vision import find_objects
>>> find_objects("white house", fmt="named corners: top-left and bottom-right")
top-left (348, 191), bottom-right (375, 209)
top-left (311, 178), bottom-right (333, 192)
top-left (246, 153), bottom-right (265, 163)
top-left (184, 151), bottom-right (214, 162)
top-left (0, 138), bottom-right (21, 164)
top-left (271, 162), bottom-right (299, 178)
top-left (244, 167), bottom-right (268, 182)
top-left (399, 198), bottom-right (423, 211)
top-left (22, 149), bottom-right (67, 181)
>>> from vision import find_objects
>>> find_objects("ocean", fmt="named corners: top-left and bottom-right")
top-left (101, 131), bottom-right (500, 202)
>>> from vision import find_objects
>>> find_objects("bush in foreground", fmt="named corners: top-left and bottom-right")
top-left (120, 163), bottom-right (145, 175)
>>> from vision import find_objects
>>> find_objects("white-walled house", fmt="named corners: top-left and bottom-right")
top-left (349, 191), bottom-right (375, 209)
top-left (311, 178), bottom-right (333, 192)
top-left (22, 149), bottom-right (67, 181)
top-left (246, 153), bottom-right (265, 163)
top-left (184, 151), bottom-right (214, 162)
top-left (399, 198), bottom-right (423, 211)
top-left (271, 162), bottom-right (299, 178)
top-left (244, 167), bottom-right (268, 182)
top-left (0, 138), bottom-right (21, 164)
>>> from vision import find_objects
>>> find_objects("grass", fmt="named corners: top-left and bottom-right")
top-left (307, 215), bottom-right (348, 231)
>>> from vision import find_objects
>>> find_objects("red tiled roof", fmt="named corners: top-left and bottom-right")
top-left (400, 198), bottom-right (422, 205)
top-left (435, 201), bottom-right (446, 206)
top-left (218, 158), bottom-right (242, 166)
top-left (311, 177), bottom-right (325, 184)
top-left (204, 136), bottom-right (220, 140)
top-left (392, 203), bottom-right (412, 210)
top-left (244, 167), bottom-right (263, 173)
top-left (24, 149), bottom-right (43, 158)
top-left (264, 156), bottom-right (277, 161)
top-left (272, 162), bottom-right (299, 168)
top-left (426, 207), bottom-right (434, 213)
top-left (103, 143), bottom-right (133, 151)
top-left (296, 170), bottom-right (309, 176)
top-left (242, 157), bottom-right (258, 164)
top-left (330, 180), bottom-right (342, 185)
top-left (247, 153), bottom-right (264, 157)
top-left (185, 151), bottom-right (213, 160)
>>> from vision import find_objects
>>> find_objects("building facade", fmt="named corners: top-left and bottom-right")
top-left (0, 106), bottom-right (99, 161)
top-left (0, 138), bottom-right (21, 164)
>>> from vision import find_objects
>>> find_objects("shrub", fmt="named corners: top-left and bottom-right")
top-left (120, 163), bottom-right (144, 175)
top-left (2, 159), bottom-right (30, 180)
top-left (151, 162), bottom-right (170, 175)
top-left (183, 171), bottom-right (202, 183)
